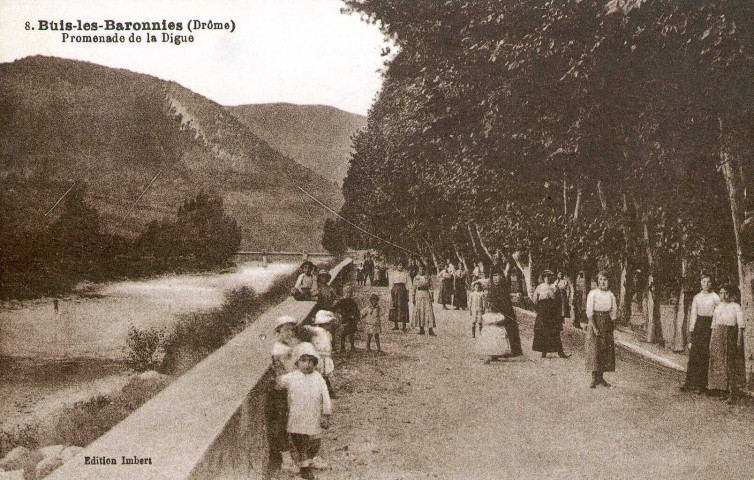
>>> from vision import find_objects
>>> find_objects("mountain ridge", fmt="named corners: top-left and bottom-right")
top-left (0, 55), bottom-right (343, 251)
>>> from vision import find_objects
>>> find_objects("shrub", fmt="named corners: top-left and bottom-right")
top-left (125, 326), bottom-right (165, 372)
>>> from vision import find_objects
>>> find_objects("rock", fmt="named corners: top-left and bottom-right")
top-left (0, 447), bottom-right (42, 473)
top-left (60, 447), bottom-right (84, 463)
top-left (38, 446), bottom-right (64, 460)
top-left (0, 471), bottom-right (24, 480)
top-left (35, 457), bottom-right (64, 479)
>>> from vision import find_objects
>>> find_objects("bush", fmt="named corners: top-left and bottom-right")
top-left (125, 326), bottom-right (165, 372)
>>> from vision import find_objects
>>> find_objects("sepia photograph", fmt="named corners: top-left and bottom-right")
top-left (0, 1), bottom-right (752, 479)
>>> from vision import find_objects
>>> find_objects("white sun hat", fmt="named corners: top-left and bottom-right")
top-left (275, 315), bottom-right (297, 331)
top-left (293, 342), bottom-right (320, 364)
top-left (314, 310), bottom-right (337, 325)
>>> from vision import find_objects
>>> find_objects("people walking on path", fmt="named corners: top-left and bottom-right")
top-left (585, 271), bottom-right (617, 388)
top-left (554, 271), bottom-right (576, 328)
top-left (679, 274), bottom-right (720, 393)
top-left (468, 281), bottom-right (486, 338)
top-left (453, 262), bottom-right (468, 310)
top-left (389, 263), bottom-right (410, 331)
top-left (532, 269), bottom-right (570, 359)
top-left (707, 285), bottom-right (746, 404)
top-left (363, 256), bottom-right (375, 286)
top-left (474, 308), bottom-right (511, 364)
top-left (332, 286), bottom-right (360, 353)
top-left (361, 293), bottom-right (383, 352)
top-left (277, 342), bottom-right (332, 480)
top-left (412, 265), bottom-right (437, 336)
top-left (439, 262), bottom-right (455, 309)
top-left (487, 262), bottom-right (523, 357)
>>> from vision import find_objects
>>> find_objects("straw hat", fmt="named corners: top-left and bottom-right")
top-left (542, 269), bottom-right (555, 277)
top-left (274, 315), bottom-right (297, 331)
top-left (314, 310), bottom-right (337, 325)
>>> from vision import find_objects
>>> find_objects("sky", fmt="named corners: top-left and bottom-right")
top-left (0, 0), bottom-right (389, 115)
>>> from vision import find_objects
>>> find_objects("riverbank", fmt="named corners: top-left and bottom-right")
top-left (0, 260), bottom-right (305, 463)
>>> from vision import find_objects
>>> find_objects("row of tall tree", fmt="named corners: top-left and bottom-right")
top-left (0, 190), bottom-right (241, 299)
top-left (328, 0), bottom-right (753, 385)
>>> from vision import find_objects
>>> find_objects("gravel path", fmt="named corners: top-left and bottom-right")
top-left (306, 284), bottom-right (754, 480)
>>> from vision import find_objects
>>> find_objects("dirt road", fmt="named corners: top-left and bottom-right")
top-left (313, 284), bottom-right (754, 480)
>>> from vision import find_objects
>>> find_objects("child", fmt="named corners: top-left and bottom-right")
top-left (332, 286), bottom-right (360, 352)
top-left (361, 293), bottom-right (382, 352)
top-left (277, 343), bottom-right (332, 480)
top-left (268, 316), bottom-right (302, 475)
top-left (468, 281), bottom-right (487, 338)
top-left (305, 310), bottom-right (337, 398)
top-left (474, 311), bottom-right (511, 364)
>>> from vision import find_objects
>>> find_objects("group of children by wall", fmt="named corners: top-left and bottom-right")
top-left (268, 284), bottom-right (385, 479)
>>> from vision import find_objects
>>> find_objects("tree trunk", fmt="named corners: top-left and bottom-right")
top-left (720, 149), bottom-right (753, 389)
top-left (573, 187), bottom-right (582, 221)
top-left (671, 257), bottom-right (689, 352)
top-left (597, 180), bottom-right (608, 211)
top-left (618, 260), bottom-right (630, 326)
top-left (643, 220), bottom-right (662, 344)
top-left (512, 251), bottom-right (534, 301)
top-left (563, 178), bottom-right (568, 216)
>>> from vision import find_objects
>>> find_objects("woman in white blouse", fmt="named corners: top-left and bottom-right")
top-left (679, 275), bottom-right (720, 393)
top-left (707, 285), bottom-right (746, 404)
top-left (585, 271), bottom-right (617, 388)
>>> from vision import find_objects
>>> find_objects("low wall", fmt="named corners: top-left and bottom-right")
top-left (47, 258), bottom-right (352, 480)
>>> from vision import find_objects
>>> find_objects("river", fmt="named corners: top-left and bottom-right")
top-left (0, 261), bottom-right (299, 359)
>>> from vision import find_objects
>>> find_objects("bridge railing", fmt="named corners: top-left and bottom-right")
top-left (47, 257), bottom-right (353, 480)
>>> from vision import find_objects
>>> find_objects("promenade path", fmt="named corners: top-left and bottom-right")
top-left (312, 282), bottom-right (754, 480)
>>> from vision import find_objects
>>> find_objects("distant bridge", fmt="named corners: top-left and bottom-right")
top-left (235, 251), bottom-right (333, 257)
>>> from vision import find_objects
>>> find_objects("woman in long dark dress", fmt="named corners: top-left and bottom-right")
top-left (452, 262), bottom-right (468, 310)
top-left (532, 269), bottom-right (570, 358)
top-left (487, 269), bottom-right (523, 357)
top-left (679, 274), bottom-right (719, 393)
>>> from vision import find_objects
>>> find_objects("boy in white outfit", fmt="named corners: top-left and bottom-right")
top-left (277, 342), bottom-right (332, 480)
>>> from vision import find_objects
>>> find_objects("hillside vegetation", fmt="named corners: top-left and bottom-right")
top-left (0, 56), bottom-right (343, 252)
top-left (228, 102), bottom-right (366, 184)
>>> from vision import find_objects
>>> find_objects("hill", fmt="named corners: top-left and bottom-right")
top-left (0, 56), bottom-right (343, 251)
top-left (227, 103), bottom-right (366, 184)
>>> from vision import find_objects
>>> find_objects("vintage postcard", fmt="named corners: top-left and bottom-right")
top-left (0, 1), bottom-right (752, 479)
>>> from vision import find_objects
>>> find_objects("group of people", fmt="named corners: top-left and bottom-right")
top-left (355, 254), bottom-right (389, 287)
top-left (270, 274), bottom-right (388, 479)
top-left (680, 275), bottom-right (746, 404)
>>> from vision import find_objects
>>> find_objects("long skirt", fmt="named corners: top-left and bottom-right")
top-left (559, 292), bottom-right (571, 318)
top-left (389, 283), bottom-right (409, 325)
top-left (684, 316), bottom-right (713, 389)
top-left (532, 298), bottom-right (564, 353)
top-left (475, 324), bottom-right (511, 357)
top-left (502, 316), bottom-right (523, 357)
top-left (440, 278), bottom-right (454, 305)
top-left (707, 325), bottom-right (745, 394)
top-left (412, 290), bottom-right (436, 328)
top-left (584, 312), bottom-right (615, 372)
top-left (453, 281), bottom-right (468, 309)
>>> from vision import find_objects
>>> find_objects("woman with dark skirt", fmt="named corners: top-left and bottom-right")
top-left (487, 263), bottom-right (523, 357)
top-left (453, 262), bottom-right (468, 310)
top-left (389, 263), bottom-right (410, 331)
top-left (585, 271), bottom-right (617, 388)
top-left (679, 274), bottom-right (720, 393)
top-left (533, 269), bottom-right (571, 359)
top-left (707, 285), bottom-right (746, 404)
top-left (439, 262), bottom-right (455, 309)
